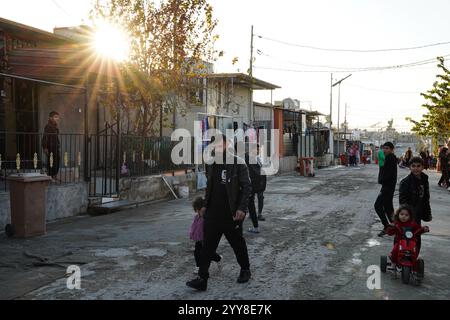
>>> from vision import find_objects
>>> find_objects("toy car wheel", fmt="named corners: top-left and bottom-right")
top-left (401, 266), bottom-right (411, 284)
top-left (5, 224), bottom-right (15, 238)
top-left (380, 256), bottom-right (388, 273)
top-left (417, 259), bottom-right (425, 278)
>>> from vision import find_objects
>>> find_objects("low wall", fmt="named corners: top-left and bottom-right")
top-left (0, 182), bottom-right (89, 231)
top-left (119, 172), bottom-right (197, 203)
top-left (278, 156), bottom-right (298, 174)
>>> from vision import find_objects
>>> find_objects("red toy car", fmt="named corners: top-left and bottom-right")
top-left (380, 225), bottom-right (427, 285)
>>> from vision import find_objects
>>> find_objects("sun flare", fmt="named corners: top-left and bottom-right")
top-left (93, 21), bottom-right (130, 62)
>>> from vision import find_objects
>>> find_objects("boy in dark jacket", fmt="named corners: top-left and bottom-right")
top-left (42, 111), bottom-right (61, 180)
top-left (374, 142), bottom-right (398, 236)
top-left (399, 157), bottom-right (433, 253)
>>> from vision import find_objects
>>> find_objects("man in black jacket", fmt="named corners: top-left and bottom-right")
top-left (374, 142), bottom-right (398, 237)
top-left (438, 147), bottom-right (449, 188)
top-left (186, 135), bottom-right (252, 291)
top-left (245, 147), bottom-right (263, 234)
top-left (42, 111), bottom-right (61, 180)
top-left (399, 157), bottom-right (432, 253)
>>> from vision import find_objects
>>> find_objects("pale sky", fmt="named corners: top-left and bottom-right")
top-left (2, 0), bottom-right (450, 132)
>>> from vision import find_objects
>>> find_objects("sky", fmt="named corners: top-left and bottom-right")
top-left (2, 0), bottom-right (450, 132)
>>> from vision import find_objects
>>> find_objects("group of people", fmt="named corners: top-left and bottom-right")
top-left (186, 135), bottom-right (267, 291)
top-left (347, 144), bottom-right (360, 167)
top-left (374, 142), bottom-right (434, 272)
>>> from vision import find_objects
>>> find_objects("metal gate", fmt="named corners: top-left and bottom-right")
top-left (88, 123), bottom-right (120, 198)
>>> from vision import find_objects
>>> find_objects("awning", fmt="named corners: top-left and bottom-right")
top-left (5, 47), bottom-right (120, 86)
top-left (205, 73), bottom-right (280, 90)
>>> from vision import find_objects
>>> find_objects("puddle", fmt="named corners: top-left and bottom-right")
top-left (366, 239), bottom-right (381, 248)
top-left (94, 248), bottom-right (133, 258)
top-left (137, 248), bottom-right (167, 258)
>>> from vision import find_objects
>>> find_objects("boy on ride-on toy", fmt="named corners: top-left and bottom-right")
top-left (386, 206), bottom-right (430, 271)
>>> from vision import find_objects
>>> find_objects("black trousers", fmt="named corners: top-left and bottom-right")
top-left (46, 150), bottom-right (60, 177)
top-left (374, 186), bottom-right (395, 227)
top-left (257, 192), bottom-right (264, 215)
top-left (248, 193), bottom-right (258, 228)
top-left (198, 219), bottom-right (250, 279)
top-left (438, 167), bottom-right (449, 186)
top-left (194, 241), bottom-right (221, 268)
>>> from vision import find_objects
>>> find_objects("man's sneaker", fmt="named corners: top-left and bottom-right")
top-left (378, 229), bottom-right (386, 237)
top-left (258, 214), bottom-right (266, 221)
top-left (186, 277), bottom-right (207, 291)
top-left (248, 227), bottom-right (260, 234)
top-left (237, 269), bottom-right (251, 284)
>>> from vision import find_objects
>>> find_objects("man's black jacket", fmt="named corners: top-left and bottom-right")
top-left (379, 153), bottom-right (397, 187)
top-left (399, 172), bottom-right (432, 222)
top-left (204, 156), bottom-right (252, 217)
top-left (42, 120), bottom-right (60, 151)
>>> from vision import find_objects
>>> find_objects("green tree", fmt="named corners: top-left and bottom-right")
top-left (91, 0), bottom-right (220, 136)
top-left (407, 57), bottom-right (450, 153)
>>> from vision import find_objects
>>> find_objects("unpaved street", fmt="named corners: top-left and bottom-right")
top-left (0, 165), bottom-right (449, 300)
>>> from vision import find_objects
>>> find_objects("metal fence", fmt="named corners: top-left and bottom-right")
top-left (120, 135), bottom-right (195, 177)
top-left (0, 131), bottom-right (85, 191)
top-left (1, 131), bottom-right (195, 196)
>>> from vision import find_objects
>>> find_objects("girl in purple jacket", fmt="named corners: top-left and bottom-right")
top-left (190, 197), bottom-right (222, 274)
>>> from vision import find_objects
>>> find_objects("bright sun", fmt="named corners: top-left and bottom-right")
top-left (93, 21), bottom-right (130, 62)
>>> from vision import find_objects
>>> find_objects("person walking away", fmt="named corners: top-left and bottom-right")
top-left (186, 135), bottom-right (252, 291)
top-left (355, 144), bottom-right (360, 166)
top-left (374, 142), bottom-right (398, 237)
top-left (438, 147), bottom-right (449, 188)
top-left (377, 146), bottom-right (385, 184)
top-left (190, 197), bottom-right (222, 274)
top-left (405, 147), bottom-right (413, 167)
top-left (398, 156), bottom-right (432, 254)
top-left (256, 145), bottom-right (267, 222)
top-left (42, 111), bottom-right (61, 181)
top-left (245, 146), bottom-right (264, 233)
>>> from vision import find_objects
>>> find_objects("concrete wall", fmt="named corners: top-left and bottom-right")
top-left (0, 182), bottom-right (88, 231)
top-left (120, 172), bottom-right (197, 203)
top-left (279, 156), bottom-right (298, 174)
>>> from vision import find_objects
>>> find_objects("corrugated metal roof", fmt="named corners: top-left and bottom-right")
top-left (6, 47), bottom-right (119, 85)
top-left (205, 73), bottom-right (280, 90)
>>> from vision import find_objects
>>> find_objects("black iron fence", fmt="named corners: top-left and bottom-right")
top-left (0, 131), bottom-right (85, 191)
top-left (1, 131), bottom-right (195, 196)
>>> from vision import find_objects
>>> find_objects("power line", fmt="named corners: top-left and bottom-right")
top-left (347, 84), bottom-right (421, 95)
top-left (254, 55), bottom-right (450, 73)
top-left (256, 34), bottom-right (450, 53)
top-left (51, 0), bottom-right (72, 18)
top-left (256, 49), bottom-right (448, 74)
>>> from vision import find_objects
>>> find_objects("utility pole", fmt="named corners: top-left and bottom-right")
top-left (337, 84), bottom-right (341, 157)
top-left (249, 25), bottom-right (254, 126)
top-left (344, 103), bottom-right (348, 149)
top-left (329, 73), bottom-right (333, 127)
top-left (332, 74), bottom-right (352, 160)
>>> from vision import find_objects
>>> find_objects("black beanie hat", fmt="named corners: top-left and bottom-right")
top-left (383, 142), bottom-right (395, 149)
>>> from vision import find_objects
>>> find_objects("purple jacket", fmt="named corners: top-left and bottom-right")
top-left (190, 215), bottom-right (204, 242)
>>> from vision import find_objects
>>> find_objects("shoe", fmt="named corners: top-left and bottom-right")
top-left (186, 277), bottom-right (207, 291)
top-left (378, 229), bottom-right (386, 237)
top-left (237, 269), bottom-right (251, 284)
top-left (258, 214), bottom-right (266, 221)
top-left (248, 227), bottom-right (260, 234)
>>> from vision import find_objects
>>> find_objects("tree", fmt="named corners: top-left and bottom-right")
top-left (91, 0), bottom-right (220, 136)
top-left (407, 57), bottom-right (450, 153)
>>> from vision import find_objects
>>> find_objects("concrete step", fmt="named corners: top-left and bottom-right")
top-left (88, 199), bottom-right (138, 215)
